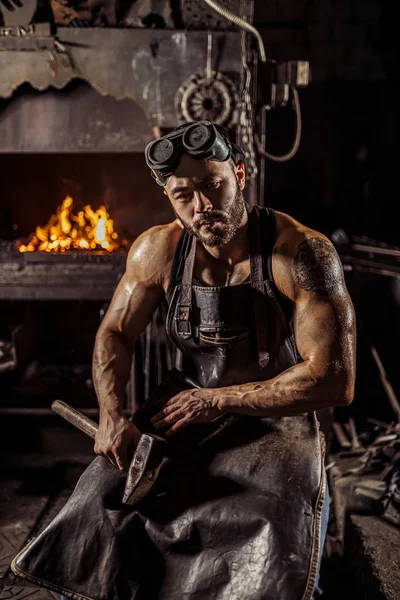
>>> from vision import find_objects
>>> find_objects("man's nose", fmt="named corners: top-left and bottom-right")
top-left (194, 190), bottom-right (213, 213)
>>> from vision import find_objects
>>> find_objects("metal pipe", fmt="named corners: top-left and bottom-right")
top-left (255, 87), bottom-right (302, 162)
top-left (351, 244), bottom-right (400, 257)
top-left (258, 99), bottom-right (267, 205)
top-left (0, 408), bottom-right (100, 415)
top-left (202, 0), bottom-right (267, 62)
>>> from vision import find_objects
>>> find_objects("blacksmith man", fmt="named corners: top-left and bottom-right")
top-left (12, 121), bottom-right (356, 600)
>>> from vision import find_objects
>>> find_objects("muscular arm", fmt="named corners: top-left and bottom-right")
top-left (215, 222), bottom-right (356, 416)
top-left (152, 216), bottom-right (356, 434)
top-left (93, 222), bottom-right (178, 467)
top-left (93, 250), bottom-right (164, 417)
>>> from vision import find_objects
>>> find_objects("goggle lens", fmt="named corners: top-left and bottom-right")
top-left (148, 138), bottom-right (175, 164)
top-left (182, 123), bottom-right (213, 152)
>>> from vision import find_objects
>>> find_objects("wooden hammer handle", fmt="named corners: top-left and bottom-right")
top-left (52, 400), bottom-right (98, 440)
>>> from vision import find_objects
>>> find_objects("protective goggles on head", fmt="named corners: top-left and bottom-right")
top-left (145, 120), bottom-right (245, 186)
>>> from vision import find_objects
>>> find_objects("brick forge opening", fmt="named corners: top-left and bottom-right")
top-left (0, 151), bottom-right (172, 248)
top-left (0, 83), bottom-right (176, 456)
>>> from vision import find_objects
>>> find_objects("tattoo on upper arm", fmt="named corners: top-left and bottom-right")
top-left (292, 238), bottom-right (344, 296)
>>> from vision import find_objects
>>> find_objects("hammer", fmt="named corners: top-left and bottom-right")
top-left (51, 400), bottom-right (167, 505)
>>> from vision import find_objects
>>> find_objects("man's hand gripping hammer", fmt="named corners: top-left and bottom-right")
top-left (51, 400), bottom-right (167, 506)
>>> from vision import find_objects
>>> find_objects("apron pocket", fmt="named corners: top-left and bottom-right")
top-left (199, 328), bottom-right (251, 345)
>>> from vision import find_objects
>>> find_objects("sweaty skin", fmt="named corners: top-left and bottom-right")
top-left (93, 154), bottom-right (356, 468)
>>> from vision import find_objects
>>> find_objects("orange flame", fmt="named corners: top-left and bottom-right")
top-left (18, 196), bottom-right (123, 253)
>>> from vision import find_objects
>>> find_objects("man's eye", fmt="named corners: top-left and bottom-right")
top-left (206, 181), bottom-right (220, 189)
top-left (177, 193), bottom-right (192, 201)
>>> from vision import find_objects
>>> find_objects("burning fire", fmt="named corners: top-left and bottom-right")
top-left (18, 196), bottom-right (124, 253)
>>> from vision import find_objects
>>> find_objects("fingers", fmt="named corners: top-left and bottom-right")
top-left (105, 450), bottom-right (118, 469)
top-left (93, 413), bottom-right (142, 472)
top-left (151, 393), bottom-right (183, 423)
top-left (165, 415), bottom-right (192, 436)
top-left (153, 408), bottom-right (195, 435)
top-left (113, 448), bottom-right (129, 472)
top-left (94, 443), bottom-right (118, 469)
top-left (94, 442), bottom-right (130, 471)
top-left (151, 404), bottom-right (182, 428)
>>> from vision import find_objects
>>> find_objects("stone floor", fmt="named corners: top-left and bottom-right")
top-left (345, 513), bottom-right (400, 600)
top-left (0, 454), bottom-right (90, 600)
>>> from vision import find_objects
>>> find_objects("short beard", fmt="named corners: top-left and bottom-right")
top-left (174, 184), bottom-right (245, 248)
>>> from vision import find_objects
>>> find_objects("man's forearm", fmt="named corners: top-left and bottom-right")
top-left (92, 328), bottom-right (134, 416)
top-left (215, 361), bottom-right (352, 417)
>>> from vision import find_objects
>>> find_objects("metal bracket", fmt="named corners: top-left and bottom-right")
top-left (176, 304), bottom-right (192, 338)
top-left (0, 22), bottom-right (55, 49)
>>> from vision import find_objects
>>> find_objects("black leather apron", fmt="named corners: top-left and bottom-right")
top-left (12, 206), bottom-right (326, 600)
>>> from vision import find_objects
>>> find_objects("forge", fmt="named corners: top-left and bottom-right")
top-left (0, 250), bottom-right (126, 300)
top-left (1, 187), bottom-right (130, 299)
top-left (0, 126), bottom-right (177, 416)
top-left (0, 26), bottom-right (249, 407)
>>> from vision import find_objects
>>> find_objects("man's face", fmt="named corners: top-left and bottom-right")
top-left (164, 154), bottom-right (246, 247)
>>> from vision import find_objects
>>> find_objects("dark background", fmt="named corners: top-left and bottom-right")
top-left (255, 0), bottom-right (399, 428)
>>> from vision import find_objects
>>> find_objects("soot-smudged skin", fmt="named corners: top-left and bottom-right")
top-left (292, 238), bottom-right (345, 297)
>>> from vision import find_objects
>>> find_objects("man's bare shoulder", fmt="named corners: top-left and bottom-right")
top-left (126, 220), bottom-right (183, 288)
top-left (271, 211), bottom-right (345, 301)
top-left (273, 211), bottom-right (330, 247)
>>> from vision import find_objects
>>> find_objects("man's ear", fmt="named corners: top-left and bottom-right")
top-left (163, 189), bottom-right (168, 196)
top-left (235, 161), bottom-right (246, 190)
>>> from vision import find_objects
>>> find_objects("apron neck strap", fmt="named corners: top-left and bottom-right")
top-left (248, 206), bottom-right (270, 368)
top-left (176, 234), bottom-right (196, 339)
top-left (177, 206), bottom-right (270, 368)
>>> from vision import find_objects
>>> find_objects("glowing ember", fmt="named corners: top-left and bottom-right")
top-left (17, 196), bottom-right (124, 253)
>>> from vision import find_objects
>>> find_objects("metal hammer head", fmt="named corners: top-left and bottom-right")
top-left (123, 433), bottom-right (167, 505)
top-left (51, 400), bottom-right (167, 507)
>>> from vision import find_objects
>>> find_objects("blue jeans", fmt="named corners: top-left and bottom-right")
top-left (61, 484), bottom-right (330, 600)
top-left (313, 481), bottom-right (330, 597)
